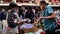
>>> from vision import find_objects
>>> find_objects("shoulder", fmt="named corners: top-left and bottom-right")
top-left (46, 5), bottom-right (52, 9)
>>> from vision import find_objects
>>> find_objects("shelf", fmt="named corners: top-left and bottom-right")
top-left (0, 3), bottom-right (38, 6)
top-left (49, 5), bottom-right (60, 7)
top-left (0, 3), bottom-right (60, 7)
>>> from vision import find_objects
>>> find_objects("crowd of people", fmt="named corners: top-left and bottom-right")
top-left (0, 0), bottom-right (60, 34)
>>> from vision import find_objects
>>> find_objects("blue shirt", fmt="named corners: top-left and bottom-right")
top-left (41, 5), bottom-right (56, 31)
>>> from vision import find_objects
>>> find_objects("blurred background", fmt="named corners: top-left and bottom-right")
top-left (0, 0), bottom-right (60, 34)
top-left (0, 0), bottom-right (60, 11)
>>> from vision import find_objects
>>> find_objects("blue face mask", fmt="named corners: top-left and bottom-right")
top-left (11, 9), bottom-right (17, 14)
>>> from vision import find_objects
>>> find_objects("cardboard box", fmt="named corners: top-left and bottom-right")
top-left (21, 27), bottom-right (38, 33)
top-left (20, 26), bottom-right (38, 34)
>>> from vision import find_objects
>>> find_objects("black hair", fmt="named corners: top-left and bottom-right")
top-left (40, 1), bottom-right (47, 5)
top-left (9, 2), bottom-right (18, 9)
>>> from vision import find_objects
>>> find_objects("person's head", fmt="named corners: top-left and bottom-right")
top-left (9, 2), bottom-right (18, 11)
top-left (39, 1), bottom-right (47, 10)
top-left (27, 6), bottom-right (32, 12)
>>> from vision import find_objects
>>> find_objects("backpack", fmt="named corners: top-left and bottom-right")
top-left (7, 13), bottom-right (18, 28)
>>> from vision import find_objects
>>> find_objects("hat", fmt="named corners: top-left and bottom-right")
top-left (9, 2), bottom-right (18, 9)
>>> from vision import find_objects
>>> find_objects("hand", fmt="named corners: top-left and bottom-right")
top-left (40, 17), bottom-right (44, 19)
top-left (6, 27), bottom-right (11, 30)
top-left (17, 19), bottom-right (28, 24)
top-left (34, 19), bottom-right (38, 24)
top-left (38, 17), bottom-right (43, 20)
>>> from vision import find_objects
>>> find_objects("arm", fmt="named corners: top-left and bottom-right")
top-left (41, 13), bottom-right (56, 19)
top-left (41, 6), bottom-right (55, 19)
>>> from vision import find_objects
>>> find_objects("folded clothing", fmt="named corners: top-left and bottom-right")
top-left (20, 23), bottom-right (34, 29)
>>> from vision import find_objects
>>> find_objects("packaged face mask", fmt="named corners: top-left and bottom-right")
top-left (14, 19), bottom-right (17, 23)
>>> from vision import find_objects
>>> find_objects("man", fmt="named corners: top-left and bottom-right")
top-left (39, 1), bottom-right (56, 34)
top-left (0, 9), bottom-right (8, 34)
top-left (6, 2), bottom-right (20, 34)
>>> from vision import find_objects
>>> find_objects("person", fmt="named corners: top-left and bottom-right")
top-left (53, 9), bottom-right (60, 34)
top-left (25, 7), bottom-right (34, 23)
top-left (54, 9), bottom-right (60, 27)
top-left (39, 1), bottom-right (56, 34)
top-left (19, 6), bottom-right (26, 19)
top-left (0, 11), bottom-right (2, 34)
top-left (6, 2), bottom-right (20, 34)
top-left (0, 9), bottom-right (8, 34)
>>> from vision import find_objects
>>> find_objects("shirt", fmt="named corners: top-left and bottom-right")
top-left (40, 5), bottom-right (56, 31)
top-left (1, 11), bottom-right (7, 20)
top-left (7, 11), bottom-right (18, 28)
